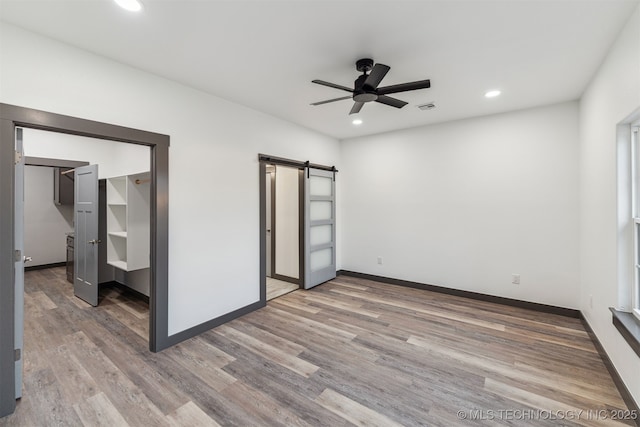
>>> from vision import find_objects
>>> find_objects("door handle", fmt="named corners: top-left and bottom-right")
top-left (23, 256), bottom-right (32, 263)
top-left (88, 239), bottom-right (102, 244)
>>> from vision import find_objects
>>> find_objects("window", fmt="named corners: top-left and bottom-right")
top-left (631, 124), bottom-right (640, 321)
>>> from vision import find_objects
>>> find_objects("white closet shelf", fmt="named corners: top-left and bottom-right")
top-left (107, 260), bottom-right (128, 270)
top-left (106, 171), bottom-right (150, 272)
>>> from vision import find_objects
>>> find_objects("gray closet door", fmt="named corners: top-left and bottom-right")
top-left (304, 168), bottom-right (336, 289)
top-left (74, 164), bottom-right (99, 306)
top-left (14, 128), bottom-right (24, 399)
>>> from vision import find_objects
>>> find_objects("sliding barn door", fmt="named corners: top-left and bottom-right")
top-left (304, 168), bottom-right (336, 289)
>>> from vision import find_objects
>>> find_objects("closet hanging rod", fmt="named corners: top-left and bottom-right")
top-left (60, 168), bottom-right (75, 175)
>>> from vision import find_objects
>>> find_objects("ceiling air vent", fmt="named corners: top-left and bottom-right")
top-left (417, 102), bottom-right (436, 111)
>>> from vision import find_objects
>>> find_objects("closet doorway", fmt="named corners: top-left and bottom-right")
top-left (264, 163), bottom-right (301, 300)
top-left (1, 103), bottom-right (170, 419)
top-left (21, 128), bottom-right (152, 304)
top-left (14, 128), bottom-right (152, 401)
top-left (259, 154), bottom-right (338, 303)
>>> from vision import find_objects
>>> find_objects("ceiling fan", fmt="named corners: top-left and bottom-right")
top-left (311, 58), bottom-right (431, 115)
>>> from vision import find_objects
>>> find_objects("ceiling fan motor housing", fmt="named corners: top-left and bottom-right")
top-left (353, 74), bottom-right (378, 102)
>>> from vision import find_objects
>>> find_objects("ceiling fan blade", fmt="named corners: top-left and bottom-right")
top-left (310, 95), bottom-right (353, 106)
top-left (350, 102), bottom-right (364, 115)
top-left (377, 79), bottom-right (431, 95)
top-left (312, 79), bottom-right (353, 93)
top-left (375, 95), bottom-right (408, 109)
top-left (364, 63), bottom-right (390, 89)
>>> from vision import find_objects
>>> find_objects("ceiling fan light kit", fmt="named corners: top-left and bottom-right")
top-left (311, 58), bottom-right (431, 115)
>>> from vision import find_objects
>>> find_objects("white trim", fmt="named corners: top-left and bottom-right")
top-left (632, 127), bottom-right (640, 316)
top-left (632, 128), bottom-right (638, 217)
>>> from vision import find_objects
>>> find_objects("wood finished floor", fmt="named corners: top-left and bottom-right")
top-left (1, 267), bottom-right (633, 426)
top-left (267, 277), bottom-right (299, 301)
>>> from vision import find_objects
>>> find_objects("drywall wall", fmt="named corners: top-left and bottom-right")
top-left (274, 165), bottom-right (299, 279)
top-left (23, 166), bottom-right (73, 267)
top-left (579, 5), bottom-right (640, 406)
top-left (23, 128), bottom-right (150, 179)
top-left (0, 22), bottom-right (340, 335)
top-left (114, 268), bottom-right (149, 297)
top-left (340, 101), bottom-right (580, 309)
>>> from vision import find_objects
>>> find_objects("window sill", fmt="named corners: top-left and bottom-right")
top-left (610, 308), bottom-right (640, 358)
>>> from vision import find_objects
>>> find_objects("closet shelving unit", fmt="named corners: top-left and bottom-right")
top-left (106, 171), bottom-right (150, 271)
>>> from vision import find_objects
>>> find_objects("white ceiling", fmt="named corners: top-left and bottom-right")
top-left (0, 0), bottom-right (637, 139)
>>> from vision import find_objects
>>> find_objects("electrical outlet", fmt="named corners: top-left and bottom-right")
top-left (377, 256), bottom-right (383, 265)
top-left (512, 274), bottom-right (520, 285)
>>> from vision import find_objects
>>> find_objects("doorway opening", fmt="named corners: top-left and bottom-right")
top-left (0, 103), bottom-right (170, 418)
top-left (22, 128), bottom-right (152, 306)
top-left (264, 163), bottom-right (302, 300)
top-left (14, 127), bottom-right (153, 402)
top-left (258, 154), bottom-right (338, 304)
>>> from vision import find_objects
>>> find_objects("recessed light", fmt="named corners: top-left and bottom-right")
top-left (485, 90), bottom-right (501, 98)
top-left (114, 0), bottom-right (143, 12)
top-left (352, 119), bottom-right (363, 125)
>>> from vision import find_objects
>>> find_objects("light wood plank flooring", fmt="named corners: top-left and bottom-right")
top-left (267, 277), bottom-right (299, 301)
top-left (1, 267), bottom-right (634, 426)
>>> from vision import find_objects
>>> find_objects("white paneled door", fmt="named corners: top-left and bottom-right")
top-left (304, 168), bottom-right (336, 289)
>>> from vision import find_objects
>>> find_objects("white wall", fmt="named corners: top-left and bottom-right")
top-left (0, 22), bottom-right (340, 335)
top-left (23, 128), bottom-right (150, 179)
top-left (341, 101), bottom-right (580, 309)
top-left (23, 166), bottom-right (73, 266)
top-left (274, 165), bottom-right (299, 279)
top-left (579, 5), bottom-right (640, 405)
